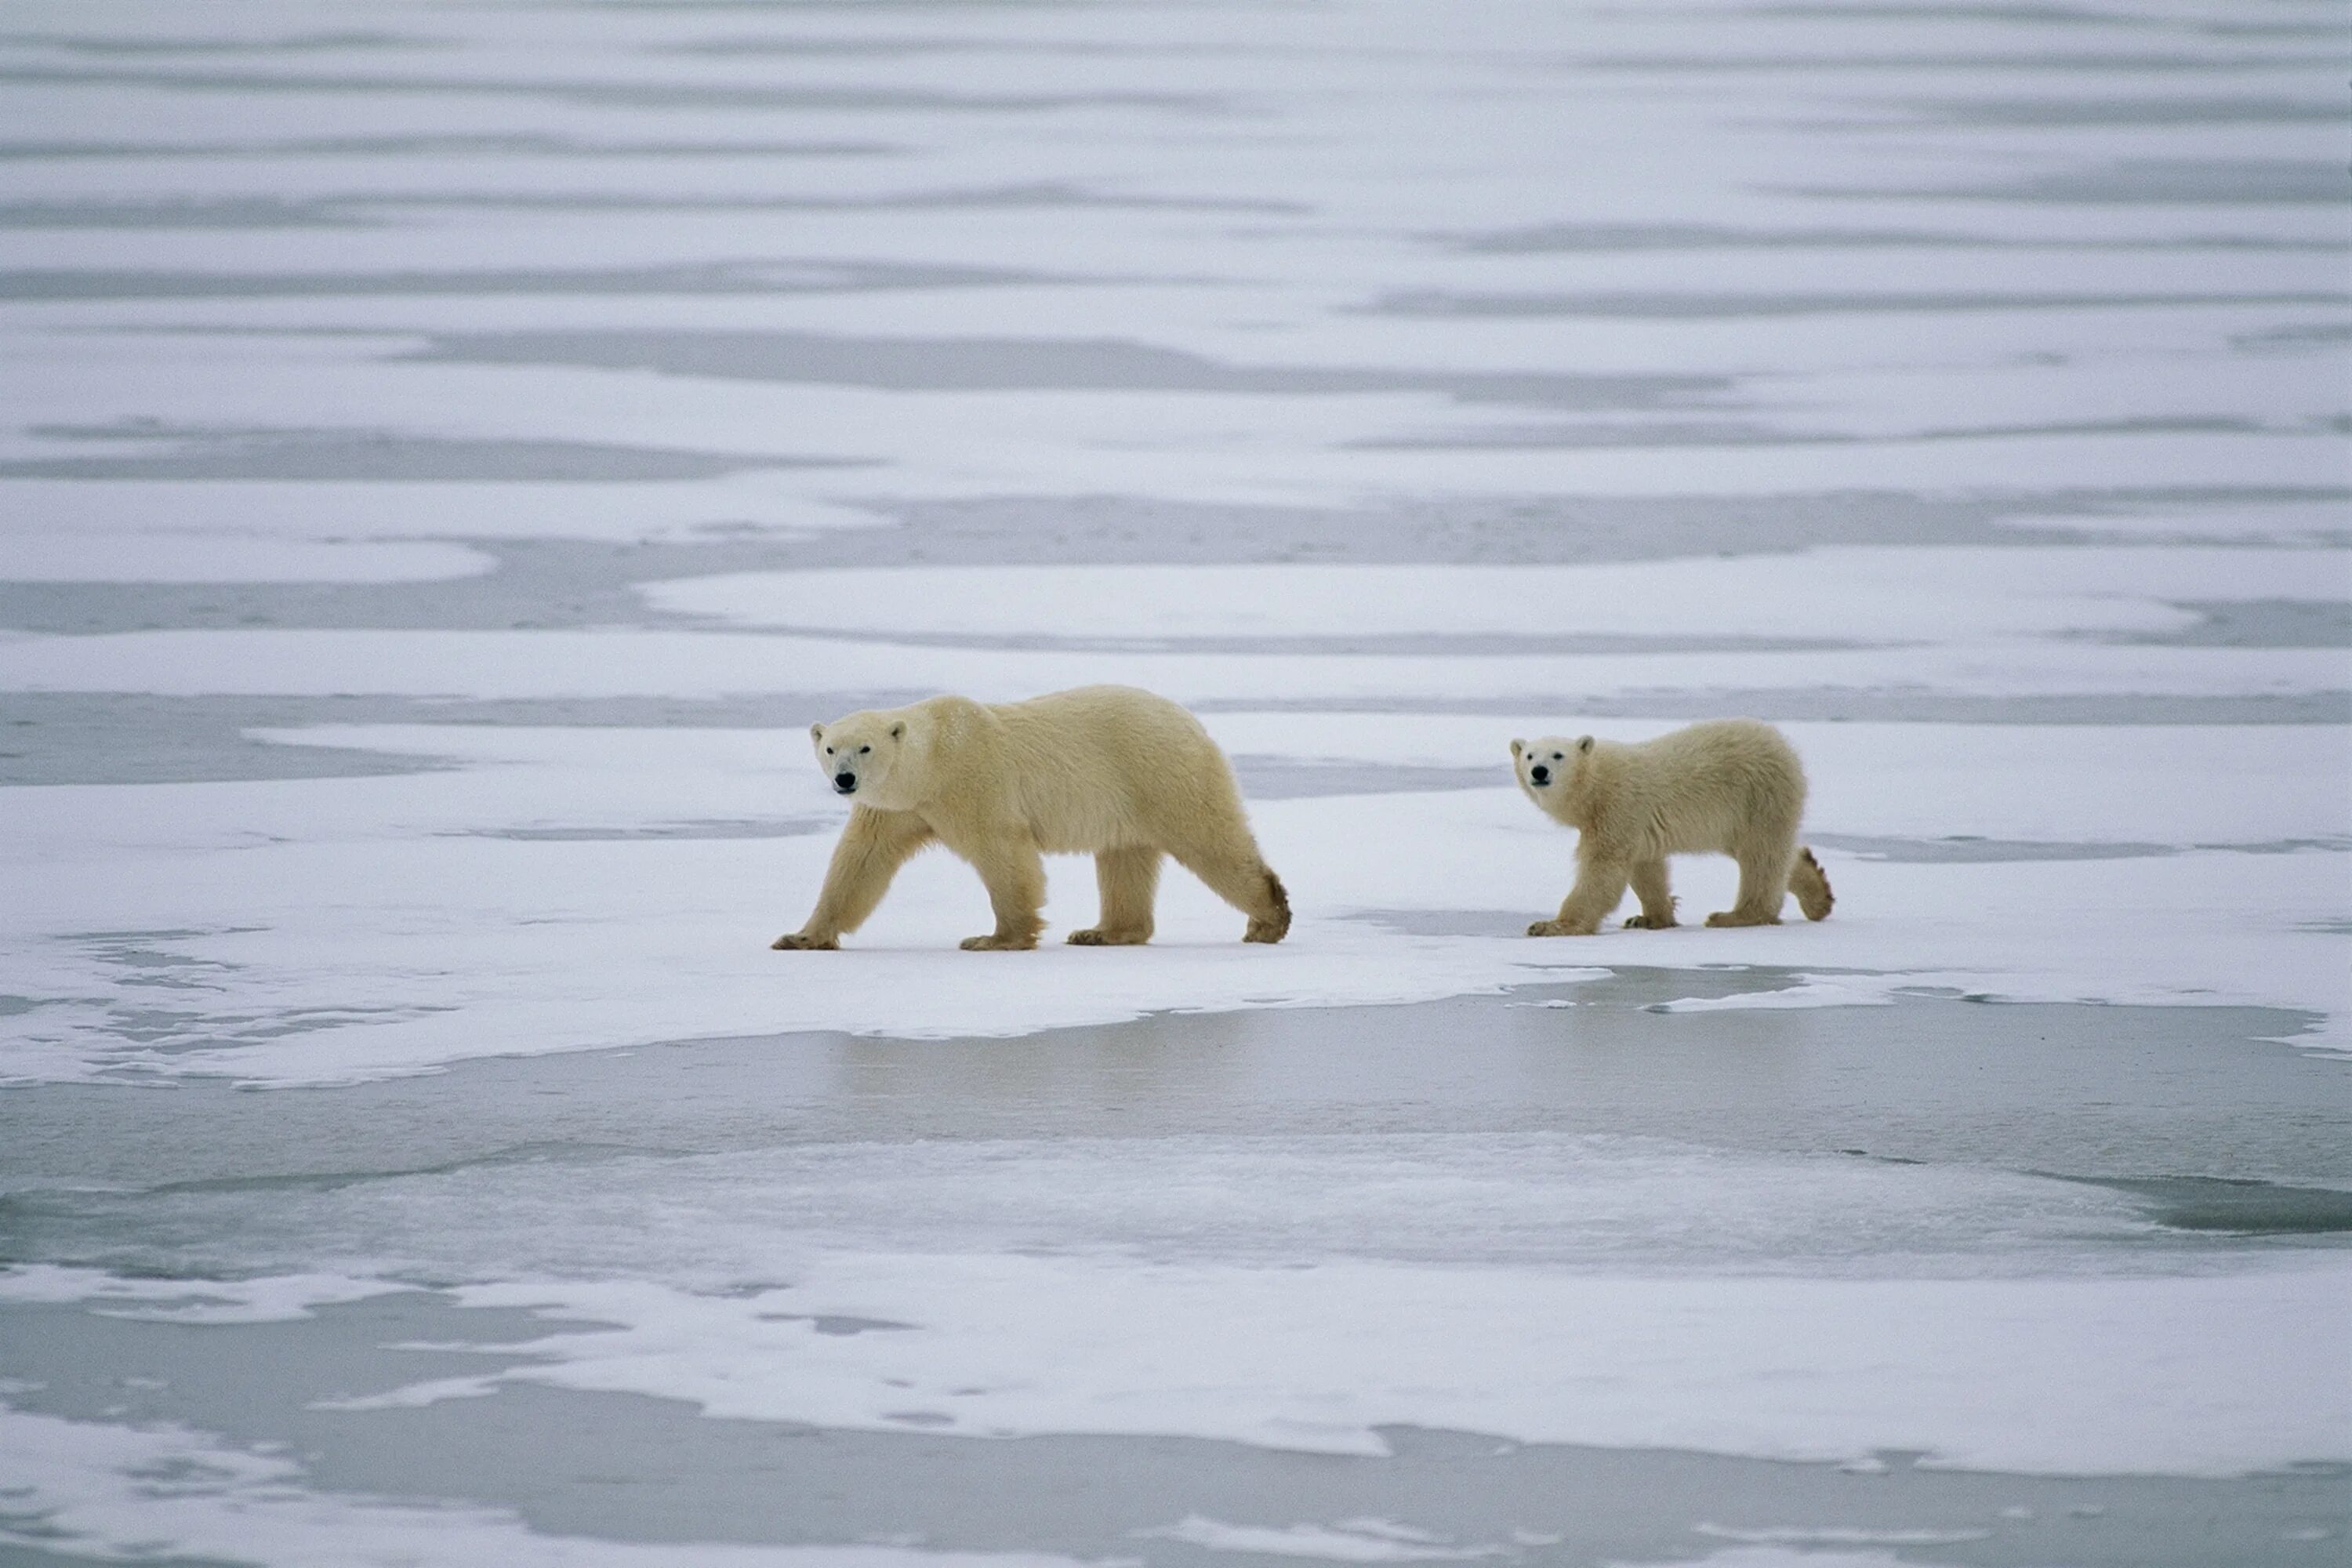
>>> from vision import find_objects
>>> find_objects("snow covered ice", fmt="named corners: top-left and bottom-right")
top-left (0, 1), bottom-right (2347, 1563)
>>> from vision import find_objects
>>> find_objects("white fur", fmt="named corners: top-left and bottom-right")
top-left (1511, 719), bottom-right (1835, 935)
top-left (775, 685), bottom-right (1290, 951)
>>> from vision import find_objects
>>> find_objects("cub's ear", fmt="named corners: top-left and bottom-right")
top-left (809, 722), bottom-right (825, 741)
top-left (1508, 738), bottom-right (1524, 758)
top-left (1577, 735), bottom-right (1594, 753)
top-left (889, 721), bottom-right (906, 740)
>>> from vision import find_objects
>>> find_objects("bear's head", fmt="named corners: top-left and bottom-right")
top-left (1510, 735), bottom-right (1593, 802)
top-left (811, 710), bottom-right (913, 807)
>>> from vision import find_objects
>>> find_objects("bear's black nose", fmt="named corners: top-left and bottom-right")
top-left (1530, 764), bottom-right (1550, 785)
top-left (834, 772), bottom-right (857, 793)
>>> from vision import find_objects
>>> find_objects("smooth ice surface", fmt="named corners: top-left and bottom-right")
top-left (2, 0), bottom-right (2348, 1561)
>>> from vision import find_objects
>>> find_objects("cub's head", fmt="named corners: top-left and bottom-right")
top-left (810, 710), bottom-right (911, 805)
top-left (1510, 735), bottom-right (1593, 804)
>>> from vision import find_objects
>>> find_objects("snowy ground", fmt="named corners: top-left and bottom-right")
top-left (1, 1), bottom-right (2347, 1563)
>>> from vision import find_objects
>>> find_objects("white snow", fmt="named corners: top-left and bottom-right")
top-left (332, 1254), bottom-right (2351, 1478)
top-left (641, 551), bottom-right (2347, 644)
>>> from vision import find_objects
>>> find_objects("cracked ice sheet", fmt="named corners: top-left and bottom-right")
top-left (641, 550), bottom-right (2350, 643)
top-left (0, 718), bottom-right (2343, 1084)
top-left (0, 1403), bottom-right (1089, 1568)
top-left (350, 1253), bottom-right (2351, 1477)
top-left (0, 626), bottom-right (2342, 706)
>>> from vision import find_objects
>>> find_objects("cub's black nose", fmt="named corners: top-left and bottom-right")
top-left (1530, 764), bottom-right (1550, 785)
top-left (834, 773), bottom-right (857, 793)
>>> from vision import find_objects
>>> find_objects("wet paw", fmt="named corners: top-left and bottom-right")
top-left (960, 933), bottom-right (1040, 951)
top-left (1068, 927), bottom-right (1149, 946)
top-left (1704, 912), bottom-right (1782, 928)
top-left (1624, 915), bottom-right (1678, 930)
top-left (770, 932), bottom-right (838, 951)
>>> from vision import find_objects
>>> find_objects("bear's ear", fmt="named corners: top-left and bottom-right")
top-left (809, 722), bottom-right (825, 741)
top-left (889, 721), bottom-right (906, 740)
top-left (1577, 735), bottom-right (1593, 753)
top-left (1509, 738), bottom-right (1523, 758)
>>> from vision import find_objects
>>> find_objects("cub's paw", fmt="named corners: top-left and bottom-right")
top-left (1704, 911), bottom-right (1782, 928)
top-left (770, 932), bottom-right (838, 951)
top-left (960, 933), bottom-right (1040, 952)
top-left (1623, 914), bottom-right (1678, 930)
top-left (1069, 927), bottom-right (1149, 946)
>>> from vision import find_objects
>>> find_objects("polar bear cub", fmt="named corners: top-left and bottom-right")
top-left (772, 684), bottom-right (1290, 952)
top-left (1511, 719), bottom-right (1834, 936)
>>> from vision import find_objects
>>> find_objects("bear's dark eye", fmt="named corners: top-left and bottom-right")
top-left (858, 744), bottom-right (871, 754)
top-left (824, 746), bottom-right (833, 755)
top-left (1552, 752), bottom-right (1563, 760)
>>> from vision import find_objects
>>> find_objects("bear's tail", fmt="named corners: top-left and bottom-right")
top-left (1245, 866), bottom-right (1292, 944)
top-left (1790, 847), bottom-right (1834, 921)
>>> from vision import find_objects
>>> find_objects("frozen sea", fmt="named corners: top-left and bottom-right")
top-left (0, 0), bottom-right (2347, 1563)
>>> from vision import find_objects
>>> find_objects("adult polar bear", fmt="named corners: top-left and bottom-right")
top-left (773, 685), bottom-right (1291, 951)
top-left (1512, 718), bottom-right (1834, 936)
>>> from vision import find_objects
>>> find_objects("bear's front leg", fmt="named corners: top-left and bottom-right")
top-left (960, 837), bottom-right (1047, 951)
top-left (772, 806), bottom-right (934, 950)
top-left (1529, 857), bottom-right (1628, 937)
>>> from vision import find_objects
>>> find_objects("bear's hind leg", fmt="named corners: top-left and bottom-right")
top-left (1705, 846), bottom-right (1793, 927)
top-left (1789, 846), bottom-right (1835, 921)
top-left (1070, 847), bottom-right (1160, 946)
top-left (1166, 833), bottom-right (1290, 944)
top-left (1624, 858), bottom-right (1678, 929)
top-left (960, 836), bottom-right (1047, 951)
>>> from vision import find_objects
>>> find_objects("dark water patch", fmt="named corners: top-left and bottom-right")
top-left (452, 818), bottom-right (829, 842)
top-left (1827, 158), bottom-right (2351, 205)
top-left (408, 328), bottom-right (1722, 409)
top-left (1444, 220), bottom-right (2346, 254)
top-left (1, 984), bottom-right (2338, 1195)
top-left (1196, 691), bottom-right (2352, 725)
top-left (2238, 320), bottom-right (2352, 353)
top-left (1356, 419), bottom-right (1795, 451)
top-left (0, 30), bottom-right (421, 56)
top-left (1578, 50), bottom-right (2339, 74)
top-left (0, 132), bottom-right (898, 160)
top-left (2065, 1175), bottom-right (2352, 1236)
top-left (340, 180), bottom-right (1305, 216)
top-left (0, 197), bottom-right (369, 229)
top-left (0, 425), bottom-right (851, 482)
top-left (0, 692), bottom-right (927, 788)
top-left (2, 1319), bottom-right (2343, 1568)
top-left (2107, 599), bottom-right (2352, 649)
top-left (0, 257), bottom-right (1038, 299)
top-left (1368, 288), bottom-right (2343, 319)
top-left (1903, 94), bottom-right (2351, 127)
top-left (0, 64), bottom-right (1227, 116)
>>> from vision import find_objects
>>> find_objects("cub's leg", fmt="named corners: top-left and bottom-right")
top-left (958, 833), bottom-right (1047, 951)
top-left (1789, 846), bottom-right (1835, 921)
top-left (1070, 847), bottom-right (1161, 946)
top-left (1706, 846), bottom-right (1794, 927)
top-left (1165, 829), bottom-right (1290, 944)
top-left (1530, 856), bottom-right (1628, 937)
top-left (1624, 858), bottom-right (1678, 929)
top-left (772, 807), bottom-right (935, 949)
